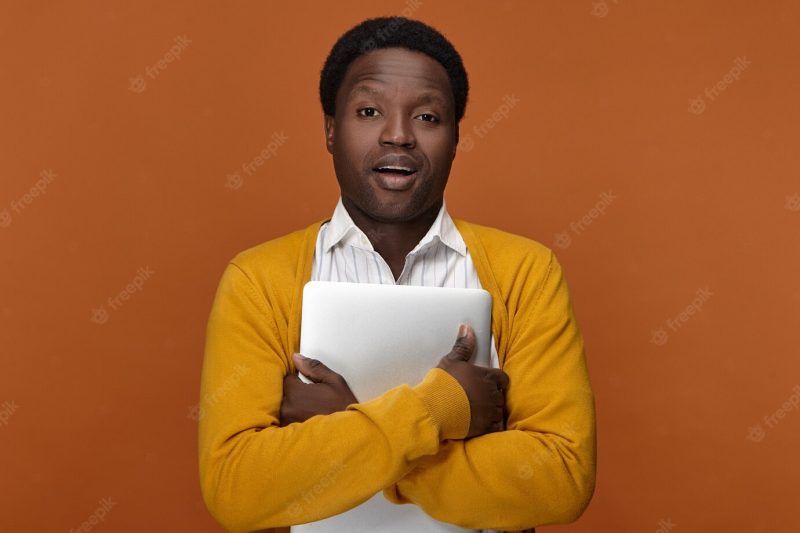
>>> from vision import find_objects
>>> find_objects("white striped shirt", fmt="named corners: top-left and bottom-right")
top-left (311, 198), bottom-right (501, 533)
top-left (312, 198), bottom-right (484, 288)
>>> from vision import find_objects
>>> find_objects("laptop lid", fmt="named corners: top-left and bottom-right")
top-left (298, 281), bottom-right (493, 403)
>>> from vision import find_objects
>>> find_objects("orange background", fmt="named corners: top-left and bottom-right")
top-left (1, 1), bottom-right (799, 531)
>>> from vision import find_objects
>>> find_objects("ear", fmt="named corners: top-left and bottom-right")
top-left (324, 115), bottom-right (335, 155)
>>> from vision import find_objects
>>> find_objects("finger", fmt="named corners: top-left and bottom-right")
top-left (446, 324), bottom-right (476, 361)
top-left (495, 406), bottom-right (504, 420)
top-left (292, 353), bottom-right (339, 384)
top-left (283, 372), bottom-right (304, 388)
top-left (501, 372), bottom-right (510, 390)
top-left (282, 374), bottom-right (305, 402)
top-left (493, 369), bottom-right (510, 391)
top-left (490, 387), bottom-right (505, 406)
top-left (482, 370), bottom-right (507, 392)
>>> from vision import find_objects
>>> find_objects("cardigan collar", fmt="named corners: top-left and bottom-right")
top-left (321, 198), bottom-right (468, 257)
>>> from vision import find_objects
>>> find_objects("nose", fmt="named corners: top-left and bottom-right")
top-left (379, 112), bottom-right (415, 148)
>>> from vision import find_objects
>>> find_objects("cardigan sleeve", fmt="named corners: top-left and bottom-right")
top-left (382, 250), bottom-right (596, 530)
top-left (198, 261), bottom-right (472, 532)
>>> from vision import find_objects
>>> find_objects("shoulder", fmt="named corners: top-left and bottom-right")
top-left (226, 221), bottom-right (323, 288)
top-left (455, 219), bottom-right (556, 277)
top-left (230, 223), bottom-right (316, 268)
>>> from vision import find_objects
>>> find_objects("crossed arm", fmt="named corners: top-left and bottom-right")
top-left (198, 253), bottom-right (595, 532)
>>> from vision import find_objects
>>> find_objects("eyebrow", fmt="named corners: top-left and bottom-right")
top-left (347, 84), bottom-right (450, 110)
top-left (414, 91), bottom-right (449, 109)
top-left (348, 85), bottom-right (383, 101)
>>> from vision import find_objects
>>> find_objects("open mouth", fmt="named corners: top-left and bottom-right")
top-left (372, 166), bottom-right (417, 176)
top-left (372, 166), bottom-right (418, 191)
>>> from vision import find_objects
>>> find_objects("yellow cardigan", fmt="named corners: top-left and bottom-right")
top-left (198, 219), bottom-right (596, 533)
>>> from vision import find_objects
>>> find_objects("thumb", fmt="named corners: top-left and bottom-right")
top-left (293, 353), bottom-right (336, 384)
top-left (446, 324), bottom-right (476, 362)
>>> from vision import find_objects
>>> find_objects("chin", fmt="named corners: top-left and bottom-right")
top-left (386, 204), bottom-right (442, 224)
top-left (346, 189), bottom-right (439, 224)
top-left (367, 206), bottom-right (418, 223)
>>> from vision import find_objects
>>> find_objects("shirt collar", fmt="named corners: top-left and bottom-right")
top-left (322, 197), bottom-right (467, 257)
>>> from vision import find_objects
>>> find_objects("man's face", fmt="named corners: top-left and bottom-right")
top-left (325, 47), bottom-right (457, 223)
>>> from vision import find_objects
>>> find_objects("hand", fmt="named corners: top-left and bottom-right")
top-left (436, 325), bottom-right (509, 439)
top-left (279, 353), bottom-right (358, 426)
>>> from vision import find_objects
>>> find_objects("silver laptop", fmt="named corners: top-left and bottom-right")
top-left (298, 281), bottom-right (492, 401)
top-left (294, 281), bottom-right (492, 532)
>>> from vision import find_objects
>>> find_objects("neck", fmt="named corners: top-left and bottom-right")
top-left (342, 198), bottom-right (442, 280)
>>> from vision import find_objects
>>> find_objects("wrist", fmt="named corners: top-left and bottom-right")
top-left (412, 368), bottom-right (470, 440)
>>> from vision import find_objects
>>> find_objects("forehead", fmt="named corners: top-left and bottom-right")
top-left (338, 48), bottom-right (453, 105)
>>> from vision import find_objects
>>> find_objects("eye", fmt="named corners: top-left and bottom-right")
top-left (417, 113), bottom-right (439, 123)
top-left (357, 107), bottom-right (381, 118)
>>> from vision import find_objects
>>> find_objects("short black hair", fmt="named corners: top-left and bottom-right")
top-left (319, 17), bottom-right (469, 124)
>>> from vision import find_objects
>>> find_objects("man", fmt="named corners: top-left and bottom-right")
top-left (199, 17), bottom-right (596, 533)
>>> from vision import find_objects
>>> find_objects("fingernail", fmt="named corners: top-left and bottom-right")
top-left (293, 353), bottom-right (307, 360)
top-left (457, 324), bottom-right (468, 338)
